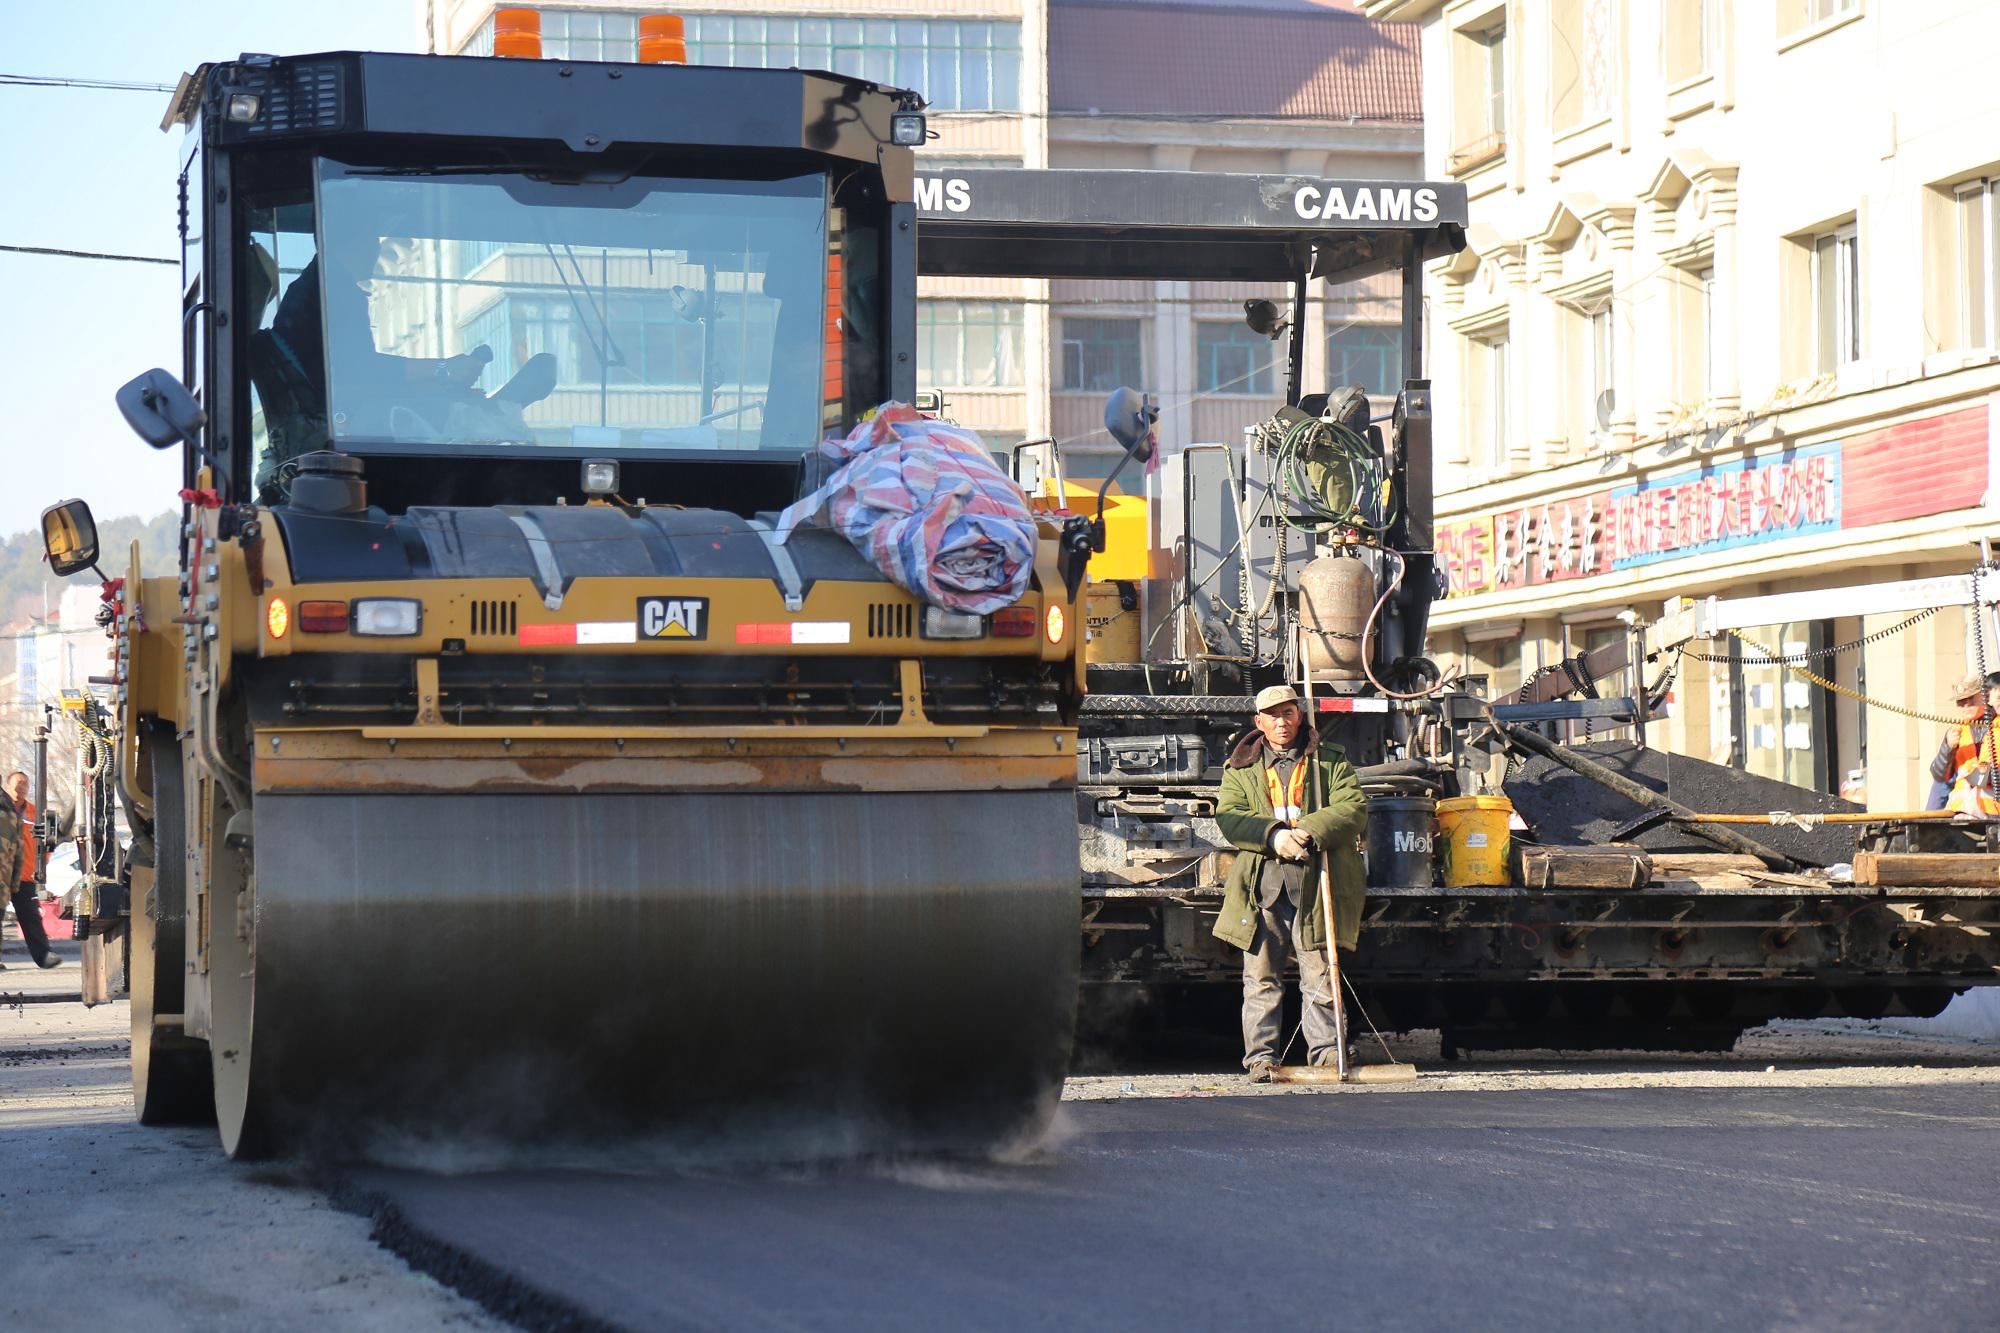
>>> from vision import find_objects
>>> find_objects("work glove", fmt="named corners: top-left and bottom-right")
top-left (1271, 827), bottom-right (1313, 862)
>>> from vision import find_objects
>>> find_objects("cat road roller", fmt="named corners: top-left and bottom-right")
top-left (41, 47), bottom-right (1109, 1160)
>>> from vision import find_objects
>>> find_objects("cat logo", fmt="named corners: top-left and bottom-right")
top-left (637, 596), bottom-right (709, 641)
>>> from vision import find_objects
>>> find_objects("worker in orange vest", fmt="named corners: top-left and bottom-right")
top-left (1931, 675), bottom-right (2000, 817)
top-left (0, 770), bottom-right (56, 969)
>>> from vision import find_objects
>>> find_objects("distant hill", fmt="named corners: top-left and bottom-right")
top-left (0, 511), bottom-right (180, 627)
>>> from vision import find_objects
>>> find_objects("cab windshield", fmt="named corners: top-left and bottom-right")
top-left (246, 162), bottom-right (838, 488)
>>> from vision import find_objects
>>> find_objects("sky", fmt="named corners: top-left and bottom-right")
top-left (0, 0), bottom-right (421, 536)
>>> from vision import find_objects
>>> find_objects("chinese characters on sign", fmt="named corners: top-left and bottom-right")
top-left (1494, 492), bottom-right (1612, 589)
top-left (1608, 442), bottom-right (1841, 570)
top-left (1435, 442), bottom-right (1846, 594)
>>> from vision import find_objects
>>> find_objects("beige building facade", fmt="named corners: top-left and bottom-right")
top-left (1364, 0), bottom-right (2000, 811)
top-left (429, 0), bottom-right (1423, 470)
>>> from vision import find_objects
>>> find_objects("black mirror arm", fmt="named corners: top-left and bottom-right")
top-left (1094, 448), bottom-right (1140, 527)
top-left (1058, 515), bottom-right (1095, 600)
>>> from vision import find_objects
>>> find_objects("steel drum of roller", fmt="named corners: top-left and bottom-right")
top-left (207, 788), bottom-right (1079, 1162)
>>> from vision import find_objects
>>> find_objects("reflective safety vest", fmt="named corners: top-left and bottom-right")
top-left (1267, 758), bottom-right (1308, 824)
top-left (1946, 722), bottom-right (2000, 816)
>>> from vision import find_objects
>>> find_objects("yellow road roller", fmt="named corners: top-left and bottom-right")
top-left (42, 46), bottom-right (1114, 1160)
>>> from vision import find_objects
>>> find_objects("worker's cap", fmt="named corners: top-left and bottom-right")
top-left (1254, 684), bottom-right (1301, 713)
top-left (1955, 672), bottom-right (1986, 703)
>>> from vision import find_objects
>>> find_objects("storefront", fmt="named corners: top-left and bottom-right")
top-left (1430, 393), bottom-right (2000, 812)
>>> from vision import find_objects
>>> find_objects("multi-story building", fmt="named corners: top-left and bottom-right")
top-left (425, 0), bottom-right (1422, 470)
top-left (1364, 0), bottom-right (2000, 812)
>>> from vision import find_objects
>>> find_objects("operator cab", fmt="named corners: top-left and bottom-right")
top-left (160, 50), bottom-right (922, 520)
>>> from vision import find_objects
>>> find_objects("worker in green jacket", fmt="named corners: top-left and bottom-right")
top-left (1214, 684), bottom-right (1369, 1080)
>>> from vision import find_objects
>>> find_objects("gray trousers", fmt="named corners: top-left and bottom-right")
top-left (1241, 892), bottom-right (1343, 1068)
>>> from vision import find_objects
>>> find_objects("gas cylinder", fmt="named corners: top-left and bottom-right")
top-left (1297, 551), bottom-right (1374, 681)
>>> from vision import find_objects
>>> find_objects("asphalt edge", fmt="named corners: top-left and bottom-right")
top-left (318, 1170), bottom-right (629, 1333)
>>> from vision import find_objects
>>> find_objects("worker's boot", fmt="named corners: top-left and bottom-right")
top-left (1247, 1059), bottom-right (1276, 1083)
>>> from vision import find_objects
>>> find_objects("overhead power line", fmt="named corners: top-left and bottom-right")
top-left (0, 72), bottom-right (176, 93)
top-left (0, 244), bottom-right (175, 266)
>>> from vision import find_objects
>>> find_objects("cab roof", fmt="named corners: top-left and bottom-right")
top-left (181, 51), bottom-right (913, 172)
top-left (914, 168), bottom-right (1467, 283)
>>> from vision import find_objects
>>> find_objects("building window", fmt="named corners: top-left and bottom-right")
top-left (1551, 0), bottom-right (1614, 131)
top-left (1953, 179), bottom-right (1999, 349)
top-left (459, 13), bottom-right (1023, 111)
top-left (1060, 317), bottom-right (1144, 392)
top-left (465, 9), bottom-right (640, 61)
top-left (919, 300), bottom-right (1023, 388)
top-left (1327, 324), bottom-right (1403, 396)
top-left (1812, 223), bottom-right (1861, 372)
top-left (1196, 322), bottom-right (1277, 395)
top-left (1779, 0), bottom-right (1861, 44)
top-left (686, 16), bottom-right (1021, 111)
top-left (543, 10), bottom-right (639, 62)
top-left (1482, 23), bottom-right (1507, 137)
top-left (1668, 265), bottom-right (1711, 410)
top-left (1732, 621), bottom-right (1831, 791)
top-left (1588, 301), bottom-right (1616, 435)
top-left (1448, 15), bottom-right (1507, 171)
top-left (1466, 330), bottom-right (1508, 467)
top-left (1700, 268), bottom-right (1716, 402)
top-left (1795, 0), bottom-right (1858, 27)
top-left (1664, 0), bottom-right (1714, 84)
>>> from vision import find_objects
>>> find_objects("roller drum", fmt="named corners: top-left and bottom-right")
top-left (1298, 552), bottom-right (1375, 681)
top-left (217, 788), bottom-right (1080, 1162)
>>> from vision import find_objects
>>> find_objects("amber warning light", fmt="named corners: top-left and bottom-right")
top-left (493, 8), bottom-right (543, 59)
top-left (640, 15), bottom-right (687, 64)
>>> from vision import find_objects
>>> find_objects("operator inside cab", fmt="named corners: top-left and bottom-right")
top-left (242, 163), bottom-right (847, 505)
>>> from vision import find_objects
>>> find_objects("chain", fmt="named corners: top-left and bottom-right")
top-left (1974, 564), bottom-right (1998, 803)
top-left (1678, 607), bottom-right (1938, 664)
top-left (1706, 630), bottom-right (1967, 726)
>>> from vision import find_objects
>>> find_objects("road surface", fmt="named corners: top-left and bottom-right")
top-left (8, 947), bottom-right (1999, 1331)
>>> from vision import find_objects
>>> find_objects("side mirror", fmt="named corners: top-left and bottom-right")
top-left (1243, 298), bottom-right (1288, 340)
top-left (115, 368), bottom-right (206, 450)
top-left (1103, 387), bottom-right (1158, 464)
top-left (670, 285), bottom-right (707, 323)
top-left (41, 499), bottom-right (101, 579)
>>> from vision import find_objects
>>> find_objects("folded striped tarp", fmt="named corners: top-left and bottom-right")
top-left (775, 404), bottom-right (1037, 615)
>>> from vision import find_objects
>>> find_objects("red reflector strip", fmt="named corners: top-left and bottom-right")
top-left (1315, 697), bottom-right (1391, 713)
top-left (990, 608), bottom-right (1036, 637)
top-left (735, 621), bottom-right (852, 645)
top-left (297, 600), bottom-right (348, 633)
top-left (515, 622), bottom-right (637, 646)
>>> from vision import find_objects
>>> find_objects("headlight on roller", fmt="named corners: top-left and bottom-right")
top-left (922, 607), bottom-right (985, 639)
top-left (352, 598), bottom-right (422, 637)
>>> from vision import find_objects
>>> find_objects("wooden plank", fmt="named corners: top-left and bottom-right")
top-left (1520, 845), bottom-right (1652, 890)
top-left (1852, 852), bottom-right (2000, 888)
top-left (1649, 853), bottom-right (1768, 877)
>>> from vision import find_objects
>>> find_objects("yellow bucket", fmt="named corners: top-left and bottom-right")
top-left (1436, 795), bottom-right (1514, 887)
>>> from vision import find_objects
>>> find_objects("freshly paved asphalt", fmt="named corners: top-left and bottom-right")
top-left (350, 1084), bottom-right (2000, 1332)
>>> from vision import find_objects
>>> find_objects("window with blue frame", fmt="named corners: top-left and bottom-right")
top-left (688, 16), bottom-right (1021, 111)
top-left (1060, 317), bottom-right (1144, 391)
top-left (464, 12), bottom-right (1023, 112)
top-left (1327, 323), bottom-right (1403, 395)
top-left (464, 10), bottom-right (640, 61)
top-left (1196, 322), bottom-right (1277, 395)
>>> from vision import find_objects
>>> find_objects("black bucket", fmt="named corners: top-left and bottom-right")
top-left (1366, 795), bottom-right (1437, 888)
